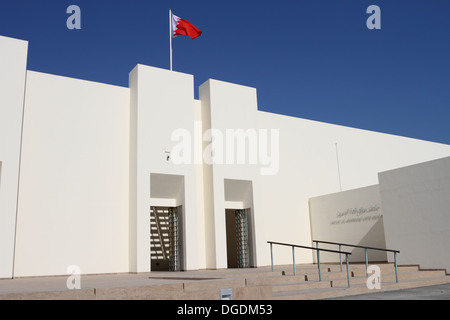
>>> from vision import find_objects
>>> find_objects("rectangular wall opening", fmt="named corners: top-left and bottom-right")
top-left (150, 206), bottom-right (184, 272)
top-left (224, 179), bottom-right (255, 268)
top-left (226, 208), bottom-right (251, 268)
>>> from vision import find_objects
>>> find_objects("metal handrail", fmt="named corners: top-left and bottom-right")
top-left (313, 239), bottom-right (400, 283)
top-left (267, 241), bottom-right (353, 288)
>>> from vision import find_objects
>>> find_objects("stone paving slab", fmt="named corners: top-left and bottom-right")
top-left (326, 283), bottom-right (450, 300)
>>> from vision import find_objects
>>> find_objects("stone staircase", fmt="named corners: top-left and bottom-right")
top-left (221, 263), bottom-right (450, 300)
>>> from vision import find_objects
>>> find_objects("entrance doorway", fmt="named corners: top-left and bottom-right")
top-left (225, 209), bottom-right (250, 268)
top-left (150, 206), bottom-right (183, 271)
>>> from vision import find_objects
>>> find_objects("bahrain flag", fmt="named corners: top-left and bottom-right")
top-left (171, 13), bottom-right (203, 40)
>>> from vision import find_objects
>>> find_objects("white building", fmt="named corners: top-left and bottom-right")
top-left (2, 35), bottom-right (450, 279)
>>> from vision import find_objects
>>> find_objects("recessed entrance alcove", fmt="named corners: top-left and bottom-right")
top-left (150, 173), bottom-right (185, 272)
top-left (224, 179), bottom-right (255, 268)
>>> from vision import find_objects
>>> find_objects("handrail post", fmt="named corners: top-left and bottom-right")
top-left (268, 241), bottom-right (354, 282)
top-left (346, 254), bottom-right (350, 288)
top-left (365, 248), bottom-right (368, 277)
top-left (270, 242), bottom-right (274, 272)
top-left (292, 246), bottom-right (296, 276)
top-left (339, 244), bottom-right (342, 272)
top-left (316, 242), bottom-right (322, 282)
top-left (394, 252), bottom-right (398, 283)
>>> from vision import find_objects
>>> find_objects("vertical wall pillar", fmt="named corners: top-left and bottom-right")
top-left (0, 36), bottom-right (28, 278)
top-left (129, 65), bottom-right (199, 272)
top-left (199, 79), bottom-right (265, 269)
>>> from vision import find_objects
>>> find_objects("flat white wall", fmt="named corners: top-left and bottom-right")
top-left (309, 185), bottom-right (387, 263)
top-left (0, 36), bottom-right (28, 279)
top-left (14, 71), bottom-right (130, 277)
top-left (379, 157), bottom-right (450, 273)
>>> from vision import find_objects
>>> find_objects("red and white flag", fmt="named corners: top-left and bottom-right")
top-left (171, 13), bottom-right (202, 40)
top-left (169, 10), bottom-right (202, 70)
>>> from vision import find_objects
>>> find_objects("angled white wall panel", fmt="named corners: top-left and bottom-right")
top-left (0, 36), bottom-right (28, 279)
top-left (380, 157), bottom-right (450, 272)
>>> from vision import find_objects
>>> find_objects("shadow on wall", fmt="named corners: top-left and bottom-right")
top-left (314, 218), bottom-right (388, 263)
top-left (351, 218), bottom-right (388, 263)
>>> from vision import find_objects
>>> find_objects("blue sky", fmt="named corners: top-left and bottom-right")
top-left (1, 0), bottom-right (449, 145)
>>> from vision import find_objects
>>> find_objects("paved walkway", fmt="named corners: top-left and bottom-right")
top-left (327, 283), bottom-right (450, 300)
top-left (1, 265), bottom-right (449, 300)
top-left (0, 269), bottom-right (238, 295)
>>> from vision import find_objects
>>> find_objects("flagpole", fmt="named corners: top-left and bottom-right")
top-left (169, 9), bottom-right (173, 71)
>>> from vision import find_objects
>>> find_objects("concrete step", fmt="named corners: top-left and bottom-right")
top-left (212, 263), bottom-right (414, 279)
top-left (297, 267), bottom-right (440, 281)
top-left (245, 274), bottom-right (311, 286)
top-left (272, 280), bottom-right (331, 293)
top-left (329, 270), bottom-right (447, 288)
top-left (268, 264), bottom-right (418, 277)
top-left (347, 266), bottom-right (419, 277)
top-left (273, 286), bottom-right (346, 300)
top-left (307, 276), bottom-right (450, 300)
top-left (272, 273), bottom-right (450, 300)
top-left (235, 264), bottom-right (440, 287)
top-left (268, 262), bottom-right (449, 300)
